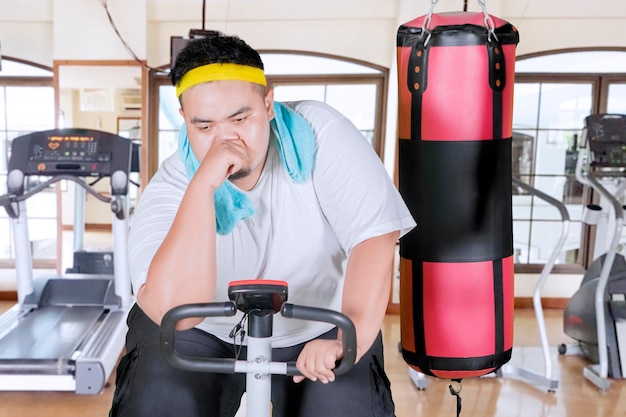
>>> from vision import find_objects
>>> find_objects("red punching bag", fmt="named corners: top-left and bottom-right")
top-left (397, 8), bottom-right (519, 379)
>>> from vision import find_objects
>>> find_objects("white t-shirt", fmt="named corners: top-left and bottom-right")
top-left (129, 100), bottom-right (416, 347)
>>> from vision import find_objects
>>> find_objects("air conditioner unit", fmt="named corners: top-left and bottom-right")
top-left (121, 95), bottom-right (142, 111)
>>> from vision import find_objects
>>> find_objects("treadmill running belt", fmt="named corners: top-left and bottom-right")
top-left (0, 306), bottom-right (104, 360)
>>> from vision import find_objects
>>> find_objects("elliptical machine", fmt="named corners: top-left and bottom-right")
top-left (561, 114), bottom-right (626, 391)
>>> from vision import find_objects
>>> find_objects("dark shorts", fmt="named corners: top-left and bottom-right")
top-left (108, 303), bottom-right (396, 417)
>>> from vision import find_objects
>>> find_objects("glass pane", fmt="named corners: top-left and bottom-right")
top-left (512, 193), bottom-right (533, 221)
top-left (512, 131), bottom-right (534, 179)
top-left (28, 218), bottom-right (57, 259)
top-left (0, 174), bottom-right (8, 257)
top-left (1, 85), bottom-right (56, 262)
top-left (158, 85), bottom-right (183, 165)
top-left (607, 83), bottom-right (626, 114)
top-left (513, 220), bottom-right (532, 263)
top-left (0, 218), bottom-right (10, 259)
top-left (534, 131), bottom-right (577, 176)
top-left (563, 175), bottom-right (585, 205)
top-left (1, 192), bottom-right (58, 262)
top-left (273, 84), bottom-right (377, 146)
top-left (0, 87), bottom-right (4, 130)
top-left (0, 60), bottom-right (52, 77)
top-left (538, 83), bottom-right (592, 130)
top-left (261, 54), bottom-right (381, 75)
top-left (273, 85), bottom-right (326, 102)
top-left (517, 51), bottom-right (626, 74)
top-left (325, 84), bottom-right (376, 144)
top-left (534, 220), bottom-right (583, 265)
top-left (0, 132), bottom-right (7, 175)
top-left (159, 131), bottom-right (179, 167)
top-left (514, 219), bottom-right (580, 265)
top-left (159, 85), bottom-right (182, 130)
top-left (5, 87), bottom-right (55, 132)
top-left (513, 83), bottom-right (540, 130)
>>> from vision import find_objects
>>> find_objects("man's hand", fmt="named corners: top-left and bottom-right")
top-left (196, 138), bottom-right (248, 190)
top-left (293, 338), bottom-right (344, 384)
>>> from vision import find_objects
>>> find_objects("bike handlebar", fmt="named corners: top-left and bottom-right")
top-left (280, 303), bottom-right (357, 376)
top-left (160, 302), bottom-right (238, 373)
top-left (160, 301), bottom-right (357, 377)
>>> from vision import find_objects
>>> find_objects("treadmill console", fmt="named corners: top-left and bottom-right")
top-left (585, 114), bottom-right (626, 168)
top-left (9, 128), bottom-right (132, 177)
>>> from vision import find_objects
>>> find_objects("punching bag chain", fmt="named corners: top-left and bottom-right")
top-left (448, 379), bottom-right (463, 417)
top-left (421, 0), bottom-right (439, 45)
top-left (424, 0), bottom-right (499, 43)
top-left (477, 0), bottom-right (499, 42)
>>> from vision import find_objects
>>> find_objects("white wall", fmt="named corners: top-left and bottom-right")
top-left (3, 0), bottom-right (626, 299)
top-left (3, 0), bottom-right (626, 70)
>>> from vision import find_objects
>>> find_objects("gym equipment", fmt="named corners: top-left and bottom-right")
top-left (161, 280), bottom-right (357, 417)
top-left (496, 177), bottom-right (570, 392)
top-left (396, 2), bottom-right (518, 380)
top-left (561, 113), bottom-right (626, 390)
top-left (66, 140), bottom-right (140, 275)
top-left (0, 128), bottom-right (133, 394)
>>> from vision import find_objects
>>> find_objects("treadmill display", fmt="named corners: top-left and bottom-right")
top-left (9, 129), bottom-right (130, 177)
top-left (585, 114), bottom-right (626, 168)
top-left (34, 134), bottom-right (100, 162)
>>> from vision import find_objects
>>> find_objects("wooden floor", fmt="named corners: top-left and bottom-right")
top-left (0, 306), bottom-right (624, 417)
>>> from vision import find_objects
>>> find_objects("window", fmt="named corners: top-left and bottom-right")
top-left (262, 52), bottom-right (386, 158)
top-left (0, 58), bottom-right (55, 267)
top-left (514, 49), bottom-right (626, 272)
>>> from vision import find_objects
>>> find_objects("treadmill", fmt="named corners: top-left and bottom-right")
top-left (0, 128), bottom-right (133, 394)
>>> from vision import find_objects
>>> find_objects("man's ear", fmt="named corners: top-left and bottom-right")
top-left (265, 88), bottom-right (275, 120)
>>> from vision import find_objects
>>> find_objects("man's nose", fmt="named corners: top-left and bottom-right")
top-left (214, 122), bottom-right (239, 140)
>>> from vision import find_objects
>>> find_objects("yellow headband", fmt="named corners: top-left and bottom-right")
top-left (175, 63), bottom-right (267, 98)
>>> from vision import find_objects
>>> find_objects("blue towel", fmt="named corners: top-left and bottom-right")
top-left (178, 101), bottom-right (315, 235)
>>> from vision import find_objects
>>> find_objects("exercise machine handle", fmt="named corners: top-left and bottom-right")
top-left (160, 301), bottom-right (238, 373)
top-left (281, 303), bottom-right (357, 376)
top-left (160, 301), bottom-right (357, 377)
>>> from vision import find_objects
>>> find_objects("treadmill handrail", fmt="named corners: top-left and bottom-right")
top-left (18, 175), bottom-right (111, 203)
top-left (3, 174), bottom-right (133, 308)
top-left (1, 175), bottom-right (112, 219)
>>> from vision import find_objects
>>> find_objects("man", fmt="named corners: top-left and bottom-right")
top-left (109, 33), bottom-right (415, 417)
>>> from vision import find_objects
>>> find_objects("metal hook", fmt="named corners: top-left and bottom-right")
top-left (477, 0), bottom-right (499, 42)
top-left (421, 0), bottom-right (438, 46)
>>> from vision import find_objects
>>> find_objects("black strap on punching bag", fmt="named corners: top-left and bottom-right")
top-left (407, 35), bottom-right (428, 141)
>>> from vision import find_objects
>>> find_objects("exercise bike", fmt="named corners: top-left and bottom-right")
top-left (160, 280), bottom-right (357, 417)
top-left (560, 114), bottom-right (626, 391)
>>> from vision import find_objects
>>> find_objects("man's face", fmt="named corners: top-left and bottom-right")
top-left (180, 80), bottom-right (274, 190)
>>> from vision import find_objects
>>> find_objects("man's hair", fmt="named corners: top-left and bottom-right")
top-left (170, 33), bottom-right (265, 87)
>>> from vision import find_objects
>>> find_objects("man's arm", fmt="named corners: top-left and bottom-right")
top-left (342, 230), bottom-right (399, 360)
top-left (137, 138), bottom-right (248, 329)
top-left (136, 172), bottom-right (219, 330)
top-left (294, 230), bottom-right (399, 383)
